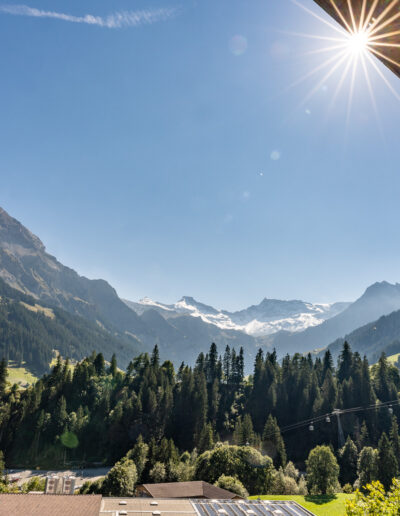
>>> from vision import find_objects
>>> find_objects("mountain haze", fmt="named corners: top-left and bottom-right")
top-left (0, 207), bottom-right (260, 366)
top-left (3, 206), bottom-right (400, 368)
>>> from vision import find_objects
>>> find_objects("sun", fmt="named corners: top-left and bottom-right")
top-left (347, 30), bottom-right (370, 56)
top-left (287, 0), bottom-right (400, 126)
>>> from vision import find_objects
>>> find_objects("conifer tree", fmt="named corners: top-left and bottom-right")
top-left (390, 417), bottom-right (400, 466)
top-left (262, 414), bottom-right (286, 468)
top-left (322, 350), bottom-right (334, 380)
top-left (0, 359), bottom-right (7, 398)
top-left (357, 446), bottom-right (378, 490)
top-left (151, 345), bottom-right (160, 368)
top-left (338, 436), bottom-right (358, 486)
top-left (359, 421), bottom-right (370, 449)
top-left (338, 342), bottom-right (353, 383)
top-left (223, 346), bottom-right (231, 382)
top-left (109, 354), bottom-right (117, 378)
top-left (377, 432), bottom-right (399, 490)
top-left (198, 423), bottom-right (215, 454)
top-left (94, 353), bottom-right (105, 376)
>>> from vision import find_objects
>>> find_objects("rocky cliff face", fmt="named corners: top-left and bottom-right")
top-left (0, 207), bottom-right (147, 340)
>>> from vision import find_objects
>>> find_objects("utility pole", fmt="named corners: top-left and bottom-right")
top-left (333, 409), bottom-right (345, 448)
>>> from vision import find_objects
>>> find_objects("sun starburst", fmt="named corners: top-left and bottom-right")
top-left (288, 0), bottom-right (400, 131)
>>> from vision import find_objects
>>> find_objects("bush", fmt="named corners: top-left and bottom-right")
top-left (346, 479), bottom-right (400, 515)
top-left (297, 475), bottom-right (308, 496)
top-left (79, 478), bottom-right (105, 495)
top-left (168, 460), bottom-right (195, 482)
top-left (22, 476), bottom-right (46, 492)
top-left (342, 483), bottom-right (353, 494)
top-left (283, 461), bottom-right (299, 480)
top-left (215, 475), bottom-right (248, 498)
top-left (195, 444), bottom-right (274, 495)
top-left (102, 459), bottom-right (137, 496)
top-left (270, 469), bottom-right (299, 495)
top-left (149, 461), bottom-right (166, 483)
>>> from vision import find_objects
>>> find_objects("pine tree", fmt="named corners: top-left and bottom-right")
top-left (0, 358), bottom-right (7, 398)
top-left (198, 423), bottom-right (215, 453)
top-left (223, 346), bottom-right (231, 382)
top-left (322, 350), bottom-right (334, 380)
top-left (262, 414), bottom-right (286, 468)
top-left (359, 421), bottom-right (370, 449)
top-left (357, 447), bottom-right (378, 490)
top-left (337, 342), bottom-right (353, 383)
top-left (389, 417), bottom-right (400, 466)
top-left (94, 353), bottom-right (105, 375)
top-left (338, 436), bottom-right (358, 486)
top-left (206, 343), bottom-right (218, 384)
top-left (377, 432), bottom-right (399, 490)
top-left (151, 345), bottom-right (160, 368)
top-left (109, 354), bottom-right (117, 378)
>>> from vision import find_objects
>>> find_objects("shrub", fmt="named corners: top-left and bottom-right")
top-left (195, 444), bottom-right (274, 495)
top-left (342, 483), bottom-right (353, 494)
top-left (215, 475), bottom-right (248, 498)
top-left (270, 469), bottom-right (299, 495)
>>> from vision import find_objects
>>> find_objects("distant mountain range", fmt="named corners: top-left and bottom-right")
top-left (125, 296), bottom-right (350, 336)
top-left (268, 281), bottom-right (400, 355)
top-left (2, 205), bottom-right (400, 372)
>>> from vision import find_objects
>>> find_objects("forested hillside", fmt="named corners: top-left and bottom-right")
top-left (326, 309), bottom-right (400, 363)
top-left (1, 340), bottom-right (400, 486)
top-left (0, 278), bottom-right (137, 374)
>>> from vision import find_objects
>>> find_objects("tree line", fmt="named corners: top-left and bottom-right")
top-left (0, 341), bottom-right (400, 493)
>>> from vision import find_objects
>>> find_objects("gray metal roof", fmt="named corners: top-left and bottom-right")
top-left (190, 499), bottom-right (315, 516)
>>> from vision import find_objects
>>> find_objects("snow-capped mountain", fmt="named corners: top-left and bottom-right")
top-left (125, 296), bottom-right (351, 337)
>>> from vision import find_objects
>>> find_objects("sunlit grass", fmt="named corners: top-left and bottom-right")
top-left (7, 361), bottom-right (38, 386)
top-left (249, 494), bottom-right (354, 516)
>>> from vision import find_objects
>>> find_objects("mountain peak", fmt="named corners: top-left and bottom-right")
top-left (363, 281), bottom-right (400, 298)
top-left (0, 206), bottom-right (45, 253)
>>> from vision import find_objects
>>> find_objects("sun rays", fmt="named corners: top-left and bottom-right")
top-left (288, 0), bottom-right (400, 129)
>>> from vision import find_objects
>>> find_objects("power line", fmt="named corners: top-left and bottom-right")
top-left (263, 398), bottom-right (400, 440)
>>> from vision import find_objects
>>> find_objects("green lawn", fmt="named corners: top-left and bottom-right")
top-left (249, 494), bottom-right (354, 516)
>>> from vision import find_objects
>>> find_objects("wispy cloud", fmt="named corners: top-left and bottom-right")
top-left (0, 4), bottom-right (178, 28)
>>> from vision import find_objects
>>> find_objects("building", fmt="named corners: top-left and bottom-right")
top-left (0, 494), bottom-right (316, 516)
top-left (99, 498), bottom-right (316, 516)
top-left (313, 0), bottom-right (400, 78)
top-left (136, 481), bottom-right (243, 500)
top-left (0, 493), bottom-right (102, 516)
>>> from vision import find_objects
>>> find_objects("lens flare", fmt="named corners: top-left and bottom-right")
top-left (347, 30), bottom-right (370, 55)
top-left (286, 0), bottom-right (400, 132)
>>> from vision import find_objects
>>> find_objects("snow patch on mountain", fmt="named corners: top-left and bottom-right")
top-left (132, 296), bottom-right (350, 337)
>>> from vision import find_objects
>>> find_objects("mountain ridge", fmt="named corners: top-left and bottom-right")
top-left (125, 295), bottom-right (351, 336)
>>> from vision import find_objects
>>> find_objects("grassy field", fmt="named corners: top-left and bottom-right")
top-left (249, 494), bottom-right (354, 515)
top-left (387, 353), bottom-right (400, 365)
top-left (7, 362), bottom-right (38, 387)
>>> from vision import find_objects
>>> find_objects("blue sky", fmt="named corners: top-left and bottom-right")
top-left (1, 0), bottom-right (400, 310)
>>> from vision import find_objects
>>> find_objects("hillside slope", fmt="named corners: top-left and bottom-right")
top-left (326, 308), bottom-right (400, 363)
top-left (0, 207), bottom-right (147, 346)
top-left (0, 278), bottom-right (138, 374)
top-left (0, 207), bottom-right (261, 367)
